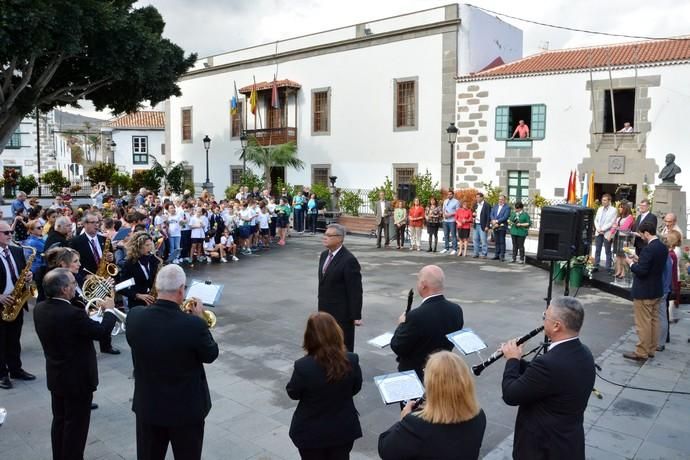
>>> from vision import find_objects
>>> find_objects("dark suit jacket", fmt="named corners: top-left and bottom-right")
top-left (44, 230), bottom-right (69, 252)
top-left (472, 201), bottom-right (492, 230)
top-left (502, 339), bottom-right (595, 460)
top-left (69, 233), bottom-right (106, 277)
top-left (374, 200), bottom-right (393, 223)
top-left (119, 256), bottom-right (160, 306)
top-left (125, 299), bottom-right (218, 426)
top-left (490, 204), bottom-right (511, 227)
top-left (33, 298), bottom-right (116, 397)
top-left (632, 212), bottom-right (658, 254)
top-left (379, 409), bottom-right (486, 460)
top-left (0, 245), bottom-right (28, 311)
top-left (390, 295), bottom-right (464, 379)
top-left (286, 353), bottom-right (362, 449)
top-left (317, 246), bottom-right (363, 326)
top-left (630, 238), bottom-right (668, 300)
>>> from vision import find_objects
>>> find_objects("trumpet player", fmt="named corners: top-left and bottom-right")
top-left (33, 268), bottom-right (119, 460)
top-left (0, 220), bottom-right (36, 390)
top-left (126, 264), bottom-right (218, 460)
top-left (120, 232), bottom-right (161, 307)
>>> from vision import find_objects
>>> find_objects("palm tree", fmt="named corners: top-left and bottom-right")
top-left (240, 137), bottom-right (304, 191)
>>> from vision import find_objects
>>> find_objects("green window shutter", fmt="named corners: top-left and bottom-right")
top-left (531, 104), bottom-right (546, 139)
top-left (495, 106), bottom-right (509, 140)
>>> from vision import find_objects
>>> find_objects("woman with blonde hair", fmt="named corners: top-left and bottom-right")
top-left (286, 312), bottom-right (362, 459)
top-left (379, 351), bottom-right (486, 459)
top-left (120, 231), bottom-right (160, 307)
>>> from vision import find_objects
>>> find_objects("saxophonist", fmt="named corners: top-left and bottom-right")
top-left (0, 220), bottom-right (36, 390)
top-left (69, 212), bottom-right (119, 355)
top-left (120, 231), bottom-right (160, 308)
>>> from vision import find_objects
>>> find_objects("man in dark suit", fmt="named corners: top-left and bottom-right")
top-left (490, 194), bottom-right (511, 261)
top-left (44, 216), bottom-right (72, 251)
top-left (318, 223), bottom-right (363, 352)
top-left (0, 220), bottom-right (36, 390)
top-left (34, 268), bottom-right (118, 460)
top-left (624, 220), bottom-right (668, 361)
top-left (374, 191), bottom-right (393, 248)
top-left (632, 199), bottom-right (657, 256)
top-left (501, 296), bottom-right (595, 460)
top-left (471, 192), bottom-right (492, 258)
top-left (126, 264), bottom-right (218, 460)
top-left (391, 265), bottom-right (464, 380)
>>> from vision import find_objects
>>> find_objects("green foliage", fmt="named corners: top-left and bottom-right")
top-left (241, 138), bottom-right (304, 190)
top-left (273, 177), bottom-right (294, 197)
top-left (130, 169), bottom-right (163, 193)
top-left (481, 181), bottom-right (503, 206)
top-left (110, 172), bottom-right (133, 195)
top-left (368, 177), bottom-right (395, 211)
top-left (224, 185), bottom-right (240, 201)
top-left (0, 0), bottom-right (196, 149)
top-left (411, 170), bottom-right (439, 207)
top-left (86, 162), bottom-right (117, 186)
top-left (340, 190), bottom-right (364, 216)
top-left (165, 162), bottom-right (186, 193)
top-left (182, 181), bottom-right (195, 197)
top-left (532, 193), bottom-right (548, 208)
top-left (42, 170), bottom-right (70, 195)
top-left (310, 183), bottom-right (330, 202)
top-left (17, 174), bottom-right (38, 194)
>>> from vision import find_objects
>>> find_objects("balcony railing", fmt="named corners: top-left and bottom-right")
top-left (246, 127), bottom-right (297, 146)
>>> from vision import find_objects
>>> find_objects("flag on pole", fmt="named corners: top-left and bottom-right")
top-left (567, 170), bottom-right (577, 204)
top-left (250, 77), bottom-right (258, 115)
top-left (270, 75), bottom-right (279, 109)
top-left (581, 172), bottom-right (589, 207)
top-left (230, 95), bottom-right (238, 115)
top-left (587, 171), bottom-right (595, 207)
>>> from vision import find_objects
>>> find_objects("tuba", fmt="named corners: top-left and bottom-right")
top-left (1, 246), bottom-right (38, 322)
top-left (96, 237), bottom-right (119, 278)
top-left (181, 299), bottom-right (216, 328)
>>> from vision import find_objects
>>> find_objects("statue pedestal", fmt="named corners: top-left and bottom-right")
top-left (654, 184), bottom-right (686, 237)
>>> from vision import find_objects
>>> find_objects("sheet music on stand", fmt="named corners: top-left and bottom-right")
top-left (374, 371), bottom-right (424, 405)
top-left (447, 328), bottom-right (488, 355)
top-left (185, 279), bottom-right (224, 306)
top-left (368, 332), bottom-right (394, 348)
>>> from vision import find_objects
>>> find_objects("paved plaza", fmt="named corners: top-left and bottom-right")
top-left (0, 233), bottom-right (688, 459)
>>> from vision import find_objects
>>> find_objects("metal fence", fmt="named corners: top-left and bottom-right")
top-left (338, 188), bottom-right (375, 216)
top-left (7, 180), bottom-right (96, 199)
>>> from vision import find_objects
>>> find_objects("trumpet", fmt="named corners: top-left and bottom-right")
top-left (472, 326), bottom-right (544, 376)
top-left (181, 298), bottom-right (217, 328)
top-left (85, 298), bottom-right (128, 336)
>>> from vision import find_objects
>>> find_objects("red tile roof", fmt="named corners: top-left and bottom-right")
top-left (106, 111), bottom-right (165, 129)
top-left (238, 79), bottom-right (301, 94)
top-left (460, 38), bottom-right (690, 80)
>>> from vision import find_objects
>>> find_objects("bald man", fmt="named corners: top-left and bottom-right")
top-left (660, 213), bottom-right (682, 238)
top-left (390, 265), bottom-right (464, 380)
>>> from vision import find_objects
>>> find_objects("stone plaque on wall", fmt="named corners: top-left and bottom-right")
top-left (608, 155), bottom-right (625, 174)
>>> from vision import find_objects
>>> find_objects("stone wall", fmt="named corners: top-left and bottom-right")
top-left (455, 84), bottom-right (489, 189)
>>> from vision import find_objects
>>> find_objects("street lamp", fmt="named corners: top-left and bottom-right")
top-left (109, 141), bottom-right (116, 164)
top-left (202, 135), bottom-right (213, 193)
top-left (240, 131), bottom-right (248, 172)
top-left (446, 122), bottom-right (458, 189)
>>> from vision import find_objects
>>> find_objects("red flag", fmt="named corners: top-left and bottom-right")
top-left (567, 170), bottom-right (577, 203)
top-left (270, 75), bottom-right (279, 109)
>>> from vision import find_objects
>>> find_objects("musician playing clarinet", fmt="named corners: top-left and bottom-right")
top-left (500, 296), bottom-right (594, 460)
top-left (390, 265), bottom-right (464, 380)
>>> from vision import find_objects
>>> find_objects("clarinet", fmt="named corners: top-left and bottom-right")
top-left (405, 289), bottom-right (414, 314)
top-left (472, 326), bottom-right (545, 376)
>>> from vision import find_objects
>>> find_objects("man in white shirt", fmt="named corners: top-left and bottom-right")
top-left (593, 194), bottom-right (617, 271)
top-left (441, 190), bottom-right (460, 255)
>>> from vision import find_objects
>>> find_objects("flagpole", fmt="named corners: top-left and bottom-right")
top-left (254, 75), bottom-right (264, 131)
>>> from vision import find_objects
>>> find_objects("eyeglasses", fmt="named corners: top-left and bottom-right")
top-left (324, 233), bottom-right (341, 238)
top-left (0, 231), bottom-right (12, 235)
top-left (542, 312), bottom-right (559, 323)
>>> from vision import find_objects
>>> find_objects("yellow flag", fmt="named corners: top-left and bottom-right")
top-left (250, 84), bottom-right (257, 115)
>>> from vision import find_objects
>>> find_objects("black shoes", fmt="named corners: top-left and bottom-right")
top-left (10, 369), bottom-right (35, 381)
top-left (101, 347), bottom-right (121, 355)
top-left (91, 403), bottom-right (99, 410)
top-left (0, 375), bottom-right (11, 389)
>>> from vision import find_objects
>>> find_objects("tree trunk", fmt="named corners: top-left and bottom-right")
top-left (264, 164), bottom-right (272, 192)
top-left (0, 112), bottom-right (24, 151)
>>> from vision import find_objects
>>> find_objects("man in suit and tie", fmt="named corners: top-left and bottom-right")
top-left (501, 296), bottom-right (595, 460)
top-left (33, 268), bottom-right (118, 460)
top-left (0, 220), bottom-right (36, 390)
top-left (126, 264), bottom-right (218, 460)
top-left (593, 193), bottom-right (617, 271)
top-left (472, 192), bottom-right (492, 258)
top-left (490, 194), bottom-right (511, 261)
top-left (318, 223), bottom-right (363, 352)
top-left (624, 221), bottom-right (668, 361)
top-left (374, 191), bottom-right (393, 248)
top-left (390, 265), bottom-right (464, 380)
top-left (632, 199), bottom-right (657, 256)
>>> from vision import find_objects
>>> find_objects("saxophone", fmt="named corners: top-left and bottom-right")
top-left (1, 246), bottom-right (37, 322)
top-left (96, 237), bottom-right (119, 278)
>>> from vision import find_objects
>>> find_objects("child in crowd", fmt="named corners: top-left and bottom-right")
top-left (220, 229), bottom-right (240, 262)
top-left (258, 203), bottom-right (271, 248)
top-left (276, 198), bottom-right (291, 246)
top-left (189, 207), bottom-right (205, 265)
top-left (203, 233), bottom-right (227, 263)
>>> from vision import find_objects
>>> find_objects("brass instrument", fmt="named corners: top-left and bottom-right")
top-left (85, 298), bottom-right (127, 336)
top-left (82, 268), bottom-right (125, 335)
top-left (181, 298), bottom-right (217, 328)
top-left (1, 245), bottom-right (38, 322)
top-left (96, 237), bottom-right (119, 278)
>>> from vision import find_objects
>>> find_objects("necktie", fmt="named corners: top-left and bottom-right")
top-left (89, 238), bottom-right (101, 265)
top-left (4, 248), bottom-right (18, 284)
top-left (322, 252), bottom-right (334, 274)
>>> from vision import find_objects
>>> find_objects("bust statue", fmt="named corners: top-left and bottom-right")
top-left (659, 153), bottom-right (681, 184)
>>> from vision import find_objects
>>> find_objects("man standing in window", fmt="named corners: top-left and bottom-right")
top-left (440, 190), bottom-right (459, 255)
top-left (593, 193), bottom-right (617, 272)
top-left (511, 120), bottom-right (530, 139)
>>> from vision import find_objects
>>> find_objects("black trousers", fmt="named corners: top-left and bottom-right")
top-left (376, 218), bottom-right (390, 246)
top-left (494, 227), bottom-right (507, 259)
top-left (395, 224), bottom-right (406, 248)
top-left (136, 417), bottom-right (205, 460)
top-left (298, 440), bottom-right (354, 460)
top-left (427, 223), bottom-right (440, 250)
top-left (339, 321), bottom-right (355, 353)
top-left (511, 234), bottom-right (526, 260)
top-left (51, 391), bottom-right (93, 460)
top-left (0, 309), bottom-right (23, 377)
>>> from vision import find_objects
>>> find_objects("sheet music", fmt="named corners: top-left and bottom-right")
top-left (115, 278), bottom-right (135, 292)
top-left (374, 371), bottom-right (424, 404)
top-left (368, 332), bottom-right (394, 348)
top-left (185, 282), bottom-right (221, 306)
top-left (447, 329), bottom-right (487, 355)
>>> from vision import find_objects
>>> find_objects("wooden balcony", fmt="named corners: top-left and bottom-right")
top-left (246, 127), bottom-right (297, 146)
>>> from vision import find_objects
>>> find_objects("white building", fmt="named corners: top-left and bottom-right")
top-left (102, 111), bottom-right (166, 173)
top-left (454, 38), bottom-right (690, 205)
top-left (167, 4), bottom-right (522, 193)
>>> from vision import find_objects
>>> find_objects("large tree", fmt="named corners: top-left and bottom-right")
top-left (0, 0), bottom-right (196, 150)
top-left (241, 137), bottom-right (304, 192)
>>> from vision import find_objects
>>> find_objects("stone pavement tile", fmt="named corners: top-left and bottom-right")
top-left (200, 425), bottom-right (265, 460)
top-left (250, 425), bottom-right (299, 460)
top-left (584, 445), bottom-right (629, 460)
top-left (0, 426), bottom-right (27, 453)
top-left (588, 378), bottom-right (623, 411)
top-left (634, 364), bottom-right (683, 383)
top-left (206, 397), bottom-right (253, 424)
top-left (592, 398), bottom-right (658, 439)
top-left (644, 423), bottom-right (690, 453)
top-left (479, 422), bottom-right (514, 459)
top-left (3, 441), bottom-right (51, 460)
top-left (357, 406), bottom-right (398, 433)
top-left (269, 407), bottom-right (295, 427)
top-left (221, 411), bottom-right (284, 440)
top-left (584, 404), bottom-right (606, 426)
top-left (618, 385), bottom-right (669, 409)
top-left (585, 425), bottom-right (643, 458)
top-left (634, 440), bottom-right (690, 460)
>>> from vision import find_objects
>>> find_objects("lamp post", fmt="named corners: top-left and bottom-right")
top-left (202, 135), bottom-right (213, 193)
top-left (109, 141), bottom-right (116, 164)
top-left (240, 131), bottom-right (248, 172)
top-left (446, 122), bottom-right (458, 189)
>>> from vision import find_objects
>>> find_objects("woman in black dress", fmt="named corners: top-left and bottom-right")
top-left (120, 231), bottom-right (160, 308)
top-left (286, 312), bottom-right (363, 459)
top-left (379, 351), bottom-right (486, 460)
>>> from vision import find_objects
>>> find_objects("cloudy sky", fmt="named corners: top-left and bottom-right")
top-left (70, 0), bottom-right (690, 118)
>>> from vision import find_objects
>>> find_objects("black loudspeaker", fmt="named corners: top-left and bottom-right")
top-left (397, 184), bottom-right (416, 203)
top-left (537, 205), bottom-right (594, 261)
